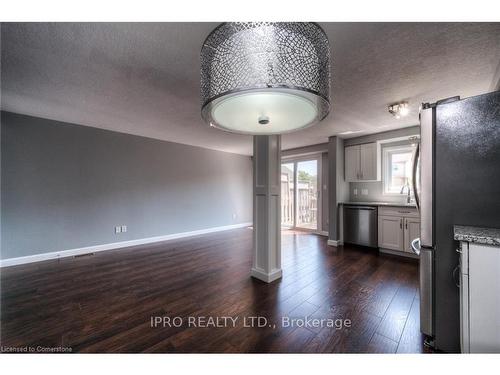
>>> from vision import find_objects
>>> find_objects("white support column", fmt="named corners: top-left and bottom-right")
top-left (251, 135), bottom-right (282, 283)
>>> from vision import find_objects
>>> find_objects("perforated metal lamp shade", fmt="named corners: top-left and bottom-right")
top-left (200, 22), bottom-right (331, 134)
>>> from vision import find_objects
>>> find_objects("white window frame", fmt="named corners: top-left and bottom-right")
top-left (382, 144), bottom-right (416, 196)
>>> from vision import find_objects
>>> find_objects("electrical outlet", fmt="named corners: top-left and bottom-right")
top-left (121, 225), bottom-right (127, 233)
top-left (232, 213), bottom-right (237, 220)
top-left (353, 188), bottom-right (358, 196)
top-left (361, 189), bottom-right (369, 196)
top-left (115, 226), bottom-right (121, 234)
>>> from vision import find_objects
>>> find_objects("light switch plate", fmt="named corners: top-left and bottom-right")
top-left (353, 188), bottom-right (358, 196)
top-left (115, 226), bottom-right (121, 234)
top-left (121, 225), bottom-right (127, 233)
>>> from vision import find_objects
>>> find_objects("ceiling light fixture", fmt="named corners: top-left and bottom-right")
top-left (200, 22), bottom-right (331, 134)
top-left (388, 102), bottom-right (410, 119)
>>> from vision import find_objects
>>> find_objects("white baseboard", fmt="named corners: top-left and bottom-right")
top-left (316, 230), bottom-right (329, 237)
top-left (327, 239), bottom-right (343, 247)
top-left (0, 222), bottom-right (253, 268)
top-left (379, 248), bottom-right (419, 259)
top-left (250, 267), bottom-right (282, 283)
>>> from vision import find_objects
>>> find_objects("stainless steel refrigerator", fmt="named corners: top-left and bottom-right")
top-left (411, 90), bottom-right (500, 352)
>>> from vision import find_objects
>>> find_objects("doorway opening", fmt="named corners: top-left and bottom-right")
top-left (280, 157), bottom-right (320, 232)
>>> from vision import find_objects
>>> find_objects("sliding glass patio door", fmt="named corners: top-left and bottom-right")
top-left (280, 162), bottom-right (295, 228)
top-left (296, 160), bottom-right (319, 230)
top-left (280, 157), bottom-right (320, 231)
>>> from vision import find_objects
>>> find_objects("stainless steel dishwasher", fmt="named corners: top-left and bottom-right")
top-left (343, 205), bottom-right (378, 247)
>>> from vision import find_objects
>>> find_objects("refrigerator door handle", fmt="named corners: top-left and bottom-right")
top-left (412, 142), bottom-right (420, 212)
top-left (453, 265), bottom-right (460, 288)
top-left (419, 107), bottom-right (433, 248)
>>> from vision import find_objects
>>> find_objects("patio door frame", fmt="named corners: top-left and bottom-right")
top-left (281, 154), bottom-right (322, 233)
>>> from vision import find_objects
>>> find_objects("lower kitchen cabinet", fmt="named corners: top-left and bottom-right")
top-left (378, 215), bottom-right (404, 250)
top-left (378, 207), bottom-right (420, 256)
top-left (459, 241), bottom-right (500, 353)
top-left (404, 217), bottom-right (421, 253)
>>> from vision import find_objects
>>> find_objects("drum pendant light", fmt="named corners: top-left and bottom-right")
top-left (200, 22), bottom-right (331, 134)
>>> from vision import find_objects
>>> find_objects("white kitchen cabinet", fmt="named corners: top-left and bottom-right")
top-left (344, 142), bottom-right (381, 182)
top-left (404, 217), bottom-right (421, 253)
top-left (360, 143), bottom-right (378, 180)
top-left (459, 241), bottom-right (500, 353)
top-left (378, 215), bottom-right (404, 251)
top-left (345, 145), bottom-right (360, 181)
top-left (378, 207), bottom-right (420, 256)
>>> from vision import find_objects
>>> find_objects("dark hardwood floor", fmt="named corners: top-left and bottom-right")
top-left (0, 228), bottom-right (425, 353)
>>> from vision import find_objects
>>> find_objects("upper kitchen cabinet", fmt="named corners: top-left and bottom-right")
top-left (360, 143), bottom-right (379, 180)
top-left (345, 145), bottom-right (360, 181)
top-left (344, 142), bottom-right (381, 181)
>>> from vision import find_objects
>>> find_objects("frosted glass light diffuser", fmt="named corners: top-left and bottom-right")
top-left (209, 89), bottom-right (319, 134)
top-left (200, 22), bottom-right (331, 135)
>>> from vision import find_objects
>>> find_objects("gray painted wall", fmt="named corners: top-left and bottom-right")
top-left (328, 136), bottom-right (349, 241)
top-left (344, 126), bottom-right (420, 147)
top-left (335, 137), bottom-right (350, 205)
top-left (281, 143), bottom-right (328, 157)
top-left (1, 111), bottom-right (253, 259)
top-left (328, 137), bottom-right (338, 241)
top-left (347, 126), bottom-right (420, 204)
top-left (321, 152), bottom-right (329, 233)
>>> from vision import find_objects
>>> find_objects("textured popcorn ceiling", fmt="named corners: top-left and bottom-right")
top-left (1, 22), bottom-right (499, 155)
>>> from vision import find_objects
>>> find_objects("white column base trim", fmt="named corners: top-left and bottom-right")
top-left (0, 222), bottom-right (252, 268)
top-left (327, 239), bottom-right (343, 247)
top-left (251, 267), bottom-right (282, 283)
top-left (379, 248), bottom-right (419, 259)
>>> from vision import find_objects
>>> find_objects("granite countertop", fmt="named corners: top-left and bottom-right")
top-left (340, 201), bottom-right (417, 208)
top-left (454, 225), bottom-right (500, 246)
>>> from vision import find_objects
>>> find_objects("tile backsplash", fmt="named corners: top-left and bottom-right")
top-left (349, 181), bottom-right (412, 204)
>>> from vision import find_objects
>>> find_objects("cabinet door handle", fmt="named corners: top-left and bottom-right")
top-left (405, 219), bottom-right (408, 229)
top-left (400, 219), bottom-right (403, 229)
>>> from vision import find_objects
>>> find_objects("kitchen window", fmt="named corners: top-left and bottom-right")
top-left (382, 144), bottom-right (416, 195)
